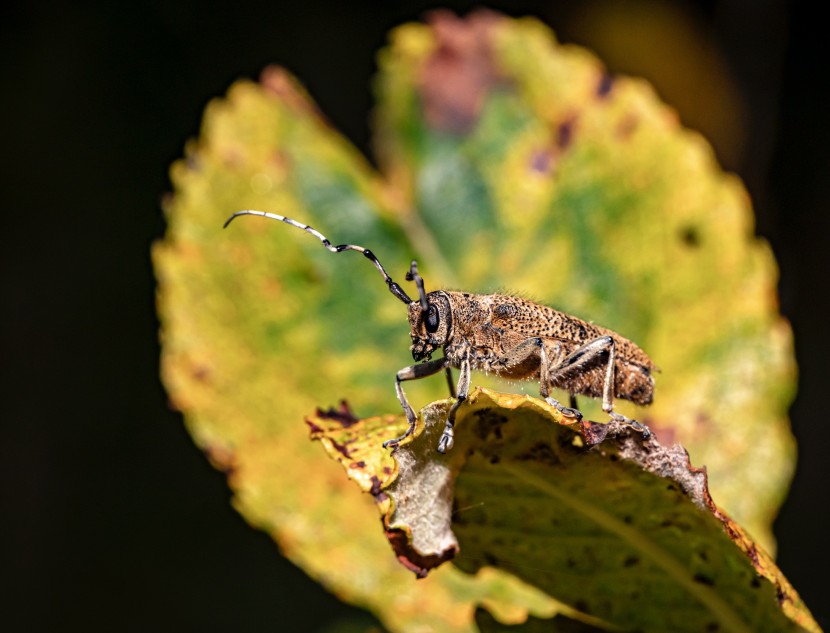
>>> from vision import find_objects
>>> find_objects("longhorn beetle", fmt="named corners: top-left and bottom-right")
top-left (224, 210), bottom-right (656, 453)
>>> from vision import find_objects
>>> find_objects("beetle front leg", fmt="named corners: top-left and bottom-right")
top-left (383, 356), bottom-right (448, 450)
top-left (444, 366), bottom-right (456, 398)
top-left (438, 352), bottom-right (470, 454)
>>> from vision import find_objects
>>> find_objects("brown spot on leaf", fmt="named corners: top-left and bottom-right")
top-left (191, 364), bottom-right (211, 383)
top-left (203, 443), bottom-right (236, 475)
top-left (517, 442), bottom-right (560, 465)
top-left (680, 225), bottom-right (702, 248)
top-left (184, 152), bottom-right (200, 171)
top-left (315, 400), bottom-right (358, 427)
top-left (260, 66), bottom-right (325, 121)
top-left (580, 419), bottom-right (610, 445)
top-left (693, 573), bottom-right (715, 586)
top-left (384, 528), bottom-right (458, 579)
top-left (472, 408), bottom-right (508, 441)
top-left (597, 73), bottom-right (614, 99)
top-left (328, 438), bottom-right (353, 460)
top-left (529, 149), bottom-right (552, 174)
top-left (616, 113), bottom-right (639, 140)
top-left (556, 117), bottom-right (577, 151)
top-left (419, 10), bottom-right (507, 133)
top-left (744, 543), bottom-right (761, 568)
top-left (369, 475), bottom-right (383, 496)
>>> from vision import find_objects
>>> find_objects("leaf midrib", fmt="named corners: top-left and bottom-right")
top-left (502, 463), bottom-right (754, 633)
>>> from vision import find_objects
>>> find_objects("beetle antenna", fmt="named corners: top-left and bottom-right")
top-left (406, 260), bottom-right (429, 312)
top-left (224, 210), bottom-right (412, 305)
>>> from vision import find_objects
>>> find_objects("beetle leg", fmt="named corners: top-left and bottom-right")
top-left (545, 394), bottom-right (582, 420)
top-left (494, 338), bottom-right (583, 420)
top-left (541, 344), bottom-right (582, 420)
top-left (550, 336), bottom-right (650, 437)
top-left (438, 351), bottom-right (470, 454)
top-left (444, 366), bottom-right (456, 398)
top-left (383, 356), bottom-right (448, 450)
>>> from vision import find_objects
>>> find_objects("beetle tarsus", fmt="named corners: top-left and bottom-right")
top-left (546, 397), bottom-right (583, 421)
top-left (608, 411), bottom-right (651, 438)
top-left (437, 424), bottom-right (454, 454)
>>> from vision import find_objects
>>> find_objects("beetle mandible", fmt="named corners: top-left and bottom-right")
top-left (225, 210), bottom-right (656, 453)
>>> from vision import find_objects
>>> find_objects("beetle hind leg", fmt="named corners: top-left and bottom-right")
top-left (495, 337), bottom-right (586, 421)
top-left (549, 335), bottom-right (650, 437)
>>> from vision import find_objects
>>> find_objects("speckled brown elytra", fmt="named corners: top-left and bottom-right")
top-left (225, 210), bottom-right (656, 453)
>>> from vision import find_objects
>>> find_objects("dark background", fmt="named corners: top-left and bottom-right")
top-left (3, 1), bottom-right (828, 630)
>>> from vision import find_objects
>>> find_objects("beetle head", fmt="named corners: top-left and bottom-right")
top-left (405, 262), bottom-right (452, 361)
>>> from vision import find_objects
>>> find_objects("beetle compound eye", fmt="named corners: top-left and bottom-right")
top-left (425, 304), bottom-right (440, 333)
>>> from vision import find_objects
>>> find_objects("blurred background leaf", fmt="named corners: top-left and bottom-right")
top-left (374, 13), bottom-right (797, 552)
top-left (153, 10), bottom-right (803, 632)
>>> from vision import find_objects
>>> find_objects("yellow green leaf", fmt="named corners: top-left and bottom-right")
top-left (309, 390), bottom-right (818, 633)
top-left (311, 388), bottom-right (816, 632)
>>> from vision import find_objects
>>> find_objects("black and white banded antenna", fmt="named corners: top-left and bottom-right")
top-left (223, 210), bottom-right (413, 305)
top-left (406, 260), bottom-right (429, 313)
